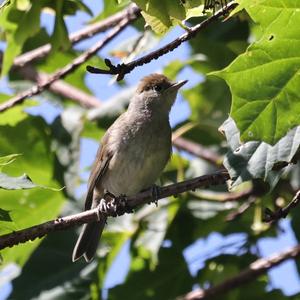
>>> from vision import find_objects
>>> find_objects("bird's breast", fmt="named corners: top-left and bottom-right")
top-left (101, 117), bottom-right (171, 196)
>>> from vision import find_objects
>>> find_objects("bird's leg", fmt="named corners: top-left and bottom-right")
top-left (149, 184), bottom-right (160, 207)
top-left (103, 191), bottom-right (115, 199)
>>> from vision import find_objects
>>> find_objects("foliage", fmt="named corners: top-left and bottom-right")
top-left (215, 0), bottom-right (300, 144)
top-left (0, 0), bottom-right (299, 299)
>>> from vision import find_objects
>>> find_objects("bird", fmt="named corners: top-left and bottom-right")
top-left (72, 73), bottom-right (187, 262)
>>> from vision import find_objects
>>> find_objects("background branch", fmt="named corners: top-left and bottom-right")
top-left (18, 65), bottom-right (101, 108)
top-left (173, 136), bottom-right (223, 167)
top-left (12, 4), bottom-right (140, 68)
top-left (86, 2), bottom-right (238, 81)
top-left (0, 171), bottom-right (229, 250)
top-left (0, 16), bottom-right (136, 113)
top-left (225, 196), bottom-right (257, 221)
top-left (179, 244), bottom-right (300, 300)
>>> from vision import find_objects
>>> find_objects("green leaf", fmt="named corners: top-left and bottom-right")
top-left (0, 116), bottom-right (65, 267)
top-left (66, 0), bottom-right (93, 16)
top-left (0, 1), bottom-right (42, 76)
top-left (0, 173), bottom-right (36, 190)
top-left (51, 1), bottom-right (71, 51)
top-left (183, 77), bottom-right (231, 125)
top-left (0, 172), bottom-right (61, 190)
top-left (132, 0), bottom-right (203, 34)
top-left (214, 0), bottom-right (300, 144)
top-left (109, 30), bottom-right (159, 62)
top-left (0, 94), bottom-right (37, 126)
top-left (220, 117), bottom-right (300, 188)
top-left (0, 154), bottom-right (21, 169)
top-left (89, 0), bottom-right (129, 22)
top-left (42, 0), bottom-right (92, 17)
top-left (188, 16), bottom-right (250, 74)
top-left (132, 199), bottom-right (180, 267)
top-left (0, 208), bottom-right (12, 222)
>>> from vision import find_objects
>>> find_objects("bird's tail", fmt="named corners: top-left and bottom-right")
top-left (72, 217), bottom-right (106, 262)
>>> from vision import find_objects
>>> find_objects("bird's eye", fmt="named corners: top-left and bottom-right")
top-left (155, 85), bottom-right (162, 92)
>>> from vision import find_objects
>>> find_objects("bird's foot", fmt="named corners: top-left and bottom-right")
top-left (97, 192), bottom-right (118, 217)
top-left (98, 192), bottom-right (132, 217)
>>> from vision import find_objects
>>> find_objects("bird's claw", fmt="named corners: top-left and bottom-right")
top-left (97, 192), bottom-right (132, 217)
top-left (116, 194), bottom-right (133, 215)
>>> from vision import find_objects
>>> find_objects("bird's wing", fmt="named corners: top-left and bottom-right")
top-left (84, 132), bottom-right (112, 210)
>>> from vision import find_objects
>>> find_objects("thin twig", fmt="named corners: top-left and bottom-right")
top-left (179, 243), bottom-right (300, 299)
top-left (0, 170), bottom-right (229, 250)
top-left (264, 190), bottom-right (300, 223)
top-left (12, 4), bottom-right (140, 68)
top-left (0, 16), bottom-right (137, 113)
top-left (86, 1), bottom-right (238, 81)
top-left (225, 196), bottom-right (257, 221)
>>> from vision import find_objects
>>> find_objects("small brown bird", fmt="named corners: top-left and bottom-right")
top-left (72, 73), bottom-right (187, 262)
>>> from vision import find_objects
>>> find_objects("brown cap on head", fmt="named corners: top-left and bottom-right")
top-left (137, 73), bottom-right (172, 93)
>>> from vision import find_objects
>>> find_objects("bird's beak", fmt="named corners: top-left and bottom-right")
top-left (168, 79), bottom-right (188, 92)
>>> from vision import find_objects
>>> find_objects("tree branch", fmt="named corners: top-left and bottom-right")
top-left (12, 4), bottom-right (140, 68)
top-left (264, 190), bottom-right (300, 223)
top-left (86, 1), bottom-right (238, 81)
top-left (18, 65), bottom-right (101, 108)
top-left (0, 170), bottom-right (229, 250)
top-left (179, 243), bottom-right (300, 300)
top-left (0, 15), bottom-right (137, 113)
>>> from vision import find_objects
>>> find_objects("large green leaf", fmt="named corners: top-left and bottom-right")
top-left (0, 117), bottom-right (65, 267)
top-left (215, 0), bottom-right (300, 144)
top-left (0, 95), bottom-right (33, 126)
top-left (221, 117), bottom-right (300, 188)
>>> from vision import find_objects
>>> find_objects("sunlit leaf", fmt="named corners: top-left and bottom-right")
top-left (0, 116), bottom-right (65, 267)
top-left (132, 0), bottom-right (203, 34)
top-left (214, 0), bottom-right (300, 144)
top-left (0, 1), bottom-right (42, 76)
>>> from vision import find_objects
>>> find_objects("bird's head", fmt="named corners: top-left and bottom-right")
top-left (131, 73), bottom-right (187, 113)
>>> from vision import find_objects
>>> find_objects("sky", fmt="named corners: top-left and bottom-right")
top-left (0, 0), bottom-right (300, 298)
